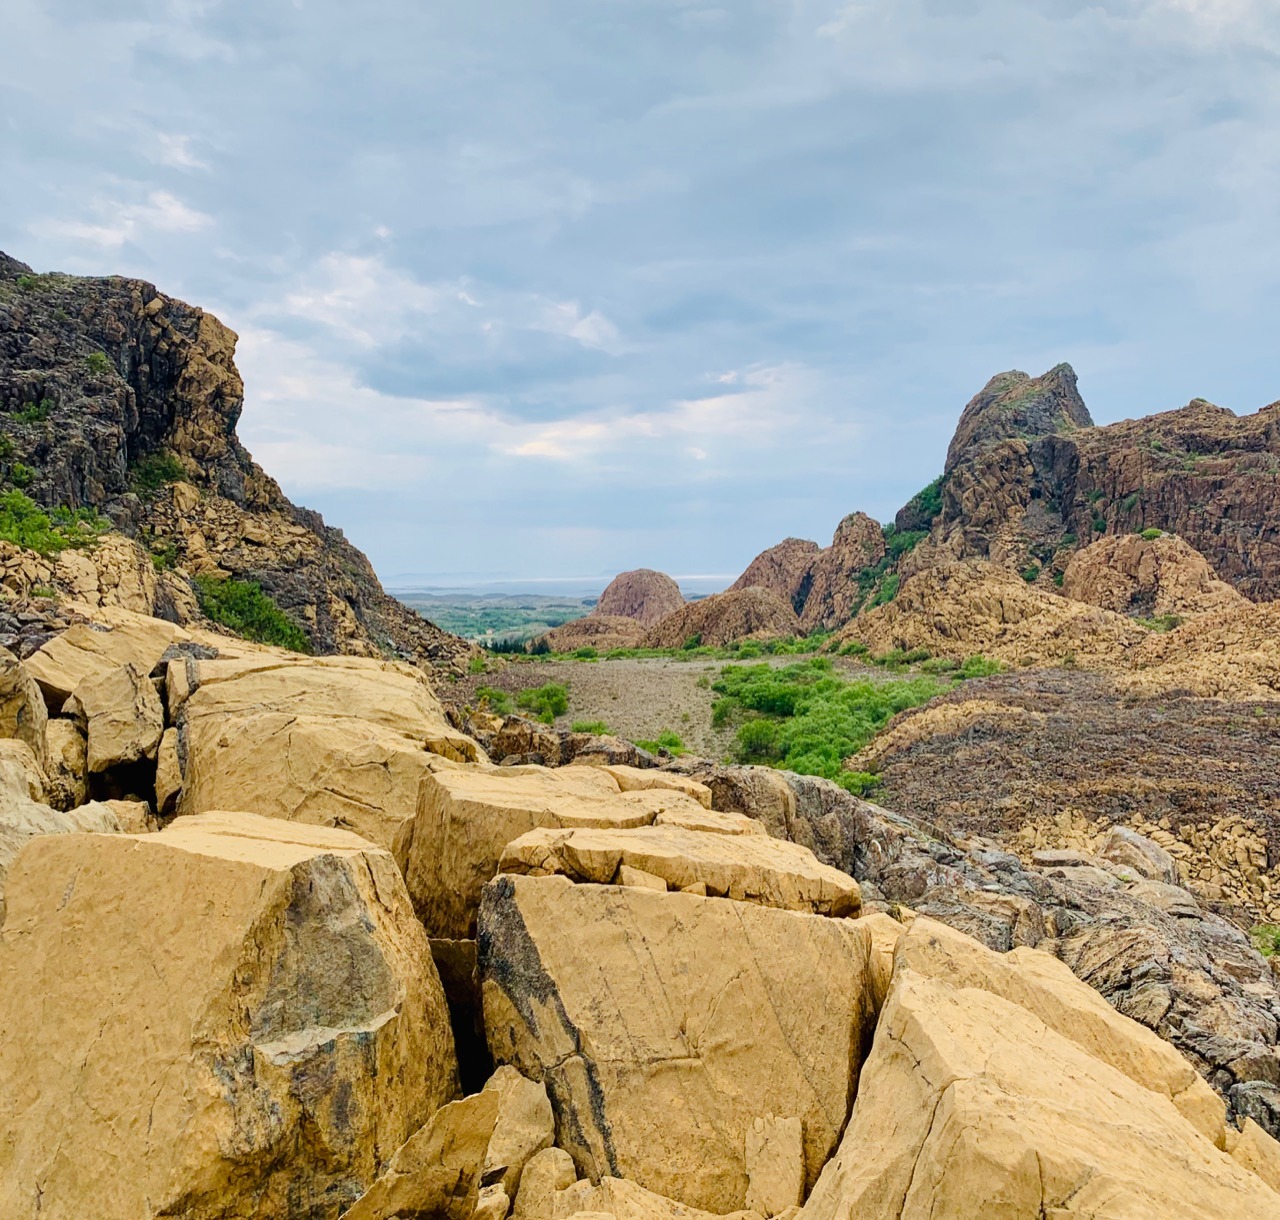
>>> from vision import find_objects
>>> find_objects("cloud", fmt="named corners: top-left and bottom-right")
top-left (151, 133), bottom-right (208, 171)
top-left (31, 190), bottom-right (213, 249)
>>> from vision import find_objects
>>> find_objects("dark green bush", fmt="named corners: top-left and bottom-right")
top-left (0, 490), bottom-right (109, 555)
top-left (1120, 492), bottom-right (1140, 513)
top-left (1140, 528), bottom-right (1163, 541)
top-left (636, 729), bottom-right (685, 755)
top-left (9, 462), bottom-right (35, 488)
top-left (129, 451), bottom-right (187, 493)
top-left (13, 399), bottom-right (51, 424)
top-left (85, 351), bottom-right (112, 376)
top-left (194, 576), bottom-right (312, 652)
top-left (571, 646), bottom-right (599, 660)
top-left (958, 654), bottom-right (1002, 678)
top-left (516, 682), bottom-right (569, 724)
top-left (1021, 564), bottom-right (1040, 583)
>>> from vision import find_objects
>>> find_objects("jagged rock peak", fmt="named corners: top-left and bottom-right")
top-left (592, 569), bottom-right (685, 626)
top-left (0, 253), bottom-right (34, 279)
top-left (945, 362), bottom-right (1093, 473)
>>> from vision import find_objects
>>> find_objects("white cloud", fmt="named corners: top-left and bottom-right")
top-left (31, 189), bottom-right (213, 248)
top-left (152, 133), bottom-right (208, 170)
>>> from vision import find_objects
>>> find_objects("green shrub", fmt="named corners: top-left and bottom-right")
top-left (9, 463), bottom-right (35, 488)
top-left (838, 640), bottom-right (869, 657)
top-left (902, 476), bottom-right (945, 524)
top-left (468, 654), bottom-right (488, 674)
top-left (571, 646), bottom-right (598, 660)
top-left (0, 490), bottom-right (109, 554)
top-left (868, 572), bottom-right (900, 608)
top-left (0, 435), bottom-right (12, 460)
top-left (1136, 614), bottom-right (1183, 633)
top-left (1021, 564), bottom-right (1040, 583)
top-left (958, 654), bottom-right (1002, 678)
top-left (1053, 571), bottom-right (1065, 587)
top-left (1140, 528), bottom-right (1163, 541)
top-left (1091, 513), bottom-right (1106, 532)
top-left (194, 576), bottom-right (312, 652)
top-left (1087, 489), bottom-right (1104, 503)
top-left (149, 537), bottom-right (178, 571)
top-left (681, 634), bottom-right (702, 651)
top-left (13, 399), bottom-right (51, 424)
top-left (636, 729), bottom-right (685, 755)
top-left (475, 686), bottom-right (513, 715)
top-left (841, 771), bottom-right (883, 796)
top-left (713, 657), bottom-right (945, 790)
top-left (571, 719), bottom-right (611, 735)
top-left (129, 451), bottom-right (187, 494)
top-left (515, 682), bottom-right (569, 724)
top-left (1120, 492), bottom-right (1140, 513)
top-left (29, 584), bottom-right (57, 600)
top-left (15, 274), bottom-right (38, 291)
top-left (85, 351), bottom-right (112, 376)
top-left (1250, 925), bottom-right (1280, 958)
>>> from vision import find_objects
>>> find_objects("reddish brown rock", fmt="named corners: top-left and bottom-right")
top-left (593, 570), bottom-right (686, 626)
top-left (642, 587), bottom-right (800, 648)
top-left (729, 538), bottom-right (821, 613)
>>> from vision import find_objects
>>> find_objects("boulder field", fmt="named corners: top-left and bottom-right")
top-left (2, 605), bottom-right (1280, 1217)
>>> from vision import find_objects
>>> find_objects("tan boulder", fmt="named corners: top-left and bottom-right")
top-left (515, 1147), bottom-right (579, 1220)
top-left (479, 874), bottom-right (877, 1212)
top-left (63, 662), bottom-right (164, 772)
top-left (799, 971), bottom-right (1280, 1220)
top-left (852, 911), bottom-right (906, 1012)
top-left (586, 765), bottom-right (713, 808)
top-left (498, 824), bottom-right (860, 917)
top-left (155, 724), bottom-right (182, 814)
top-left (0, 647), bottom-right (47, 767)
top-left (345, 1065), bottom-right (552, 1220)
top-left (744, 1116), bottom-right (804, 1216)
top-left (1227, 1119), bottom-right (1280, 1194)
top-left (42, 718), bottom-right (87, 810)
top-left (0, 811), bottom-right (457, 1219)
top-left (653, 805), bottom-right (766, 836)
top-left (553, 1176), bottom-right (765, 1220)
top-left (1098, 824), bottom-right (1179, 883)
top-left (411, 765), bottom-right (660, 939)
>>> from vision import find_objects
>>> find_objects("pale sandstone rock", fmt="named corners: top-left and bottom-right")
top-left (347, 1066), bottom-right (552, 1220)
top-left (155, 724), bottom-right (182, 815)
top-left (744, 1116), bottom-right (804, 1216)
top-left (1228, 1118), bottom-right (1280, 1194)
top-left (498, 824), bottom-right (860, 917)
top-left (554, 1176), bottom-right (765, 1220)
top-left (41, 718), bottom-right (86, 810)
top-left (653, 806), bottom-right (766, 836)
top-left (1098, 824), bottom-right (1179, 883)
top-left (586, 765), bottom-right (713, 808)
top-left (0, 647), bottom-right (46, 767)
top-left (413, 765), bottom-right (661, 939)
top-left (672, 762), bottom-right (796, 839)
top-left (343, 1089), bottom-right (501, 1220)
top-left (618, 862), bottom-right (669, 891)
top-left (63, 661), bottom-right (164, 772)
top-left (798, 971), bottom-right (1280, 1220)
top-left (514, 1147), bottom-right (579, 1220)
top-left (852, 911), bottom-right (906, 1012)
top-left (0, 811), bottom-right (457, 1219)
top-left (476, 1184), bottom-right (513, 1220)
top-left (81, 797), bottom-right (156, 834)
top-left (480, 875), bottom-right (876, 1212)
top-left (894, 917), bottom-right (1226, 1143)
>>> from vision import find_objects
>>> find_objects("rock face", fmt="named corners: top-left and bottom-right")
top-left (0, 811), bottom-right (458, 1219)
top-left (729, 537), bottom-right (821, 613)
top-left (0, 646), bottom-right (46, 765)
top-left (799, 970), bottom-right (1280, 1220)
top-left (641, 587), bottom-right (800, 648)
top-left (0, 253), bottom-right (473, 669)
top-left (1062, 531), bottom-right (1247, 618)
top-left (541, 614), bottom-right (647, 654)
top-left (479, 874), bottom-right (877, 1213)
top-left (593, 569), bottom-right (686, 626)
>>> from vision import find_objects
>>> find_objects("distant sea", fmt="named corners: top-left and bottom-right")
top-left (385, 574), bottom-right (735, 599)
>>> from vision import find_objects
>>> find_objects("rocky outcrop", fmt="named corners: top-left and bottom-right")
top-left (1062, 531), bottom-right (1247, 618)
top-left (593, 569), bottom-right (686, 626)
top-left (541, 613), bottom-right (647, 653)
top-left (729, 537), bottom-right (821, 612)
top-left (479, 874), bottom-right (877, 1212)
top-left (0, 811), bottom-right (458, 1218)
top-left (0, 253), bottom-right (474, 670)
top-left (641, 587), bottom-right (800, 648)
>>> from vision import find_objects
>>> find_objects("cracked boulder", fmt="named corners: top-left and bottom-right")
top-left (798, 969), bottom-right (1280, 1219)
top-left (0, 811), bottom-right (457, 1219)
top-left (478, 874), bottom-right (876, 1213)
top-left (63, 661), bottom-right (164, 773)
top-left (499, 824), bottom-right (859, 916)
top-left (0, 646), bottom-right (46, 768)
top-left (170, 654), bottom-right (483, 885)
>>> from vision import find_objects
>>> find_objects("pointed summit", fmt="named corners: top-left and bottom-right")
top-left (945, 363), bottom-right (1093, 473)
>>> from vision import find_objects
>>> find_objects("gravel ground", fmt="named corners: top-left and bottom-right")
top-left (454, 653), bottom-right (875, 760)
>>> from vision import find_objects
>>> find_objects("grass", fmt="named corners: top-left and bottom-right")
top-left (13, 399), bottom-right (52, 424)
top-left (468, 654), bottom-right (489, 675)
top-left (515, 682), bottom-right (569, 724)
top-left (711, 656), bottom-right (946, 792)
top-left (0, 490), bottom-right (110, 555)
top-left (129, 451), bottom-right (187, 494)
top-left (571, 719), bottom-right (611, 735)
top-left (194, 576), bottom-right (312, 652)
top-left (636, 729), bottom-right (685, 755)
top-left (1137, 614), bottom-right (1183, 633)
top-left (1250, 925), bottom-right (1280, 958)
top-left (475, 686), bottom-right (513, 715)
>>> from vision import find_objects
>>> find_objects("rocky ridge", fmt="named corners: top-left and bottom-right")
top-left (0, 253), bottom-right (474, 671)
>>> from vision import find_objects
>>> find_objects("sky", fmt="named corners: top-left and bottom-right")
top-left (2, 1), bottom-right (1279, 589)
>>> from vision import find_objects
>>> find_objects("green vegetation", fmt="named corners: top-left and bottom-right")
top-left (193, 576), bottom-right (312, 653)
top-left (1137, 614), bottom-right (1183, 633)
top-left (400, 593), bottom-right (595, 646)
top-left (1249, 925), bottom-right (1280, 958)
top-left (711, 657), bottom-right (946, 792)
top-left (0, 435), bottom-right (12, 461)
top-left (1021, 564), bottom-right (1041, 583)
top-left (1087, 489), bottom-right (1104, 503)
top-left (468, 654), bottom-right (488, 675)
top-left (1120, 492), bottom-right (1140, 513)
top-left (15, 274), bottom-right (39, 291)
top-left (635, 729), bottom-right (685, 755)
top-left (871, 647), bottom-right (931, 669)
top-left (475, 685), bottom-right (513, 715)
top-left (1091, 513), bottom-right (1107, 533)
top-left (13, 399), bottom-right (52, 424)
top-left (129, 451), bottom-right (187, 494)
top-left (85, 351), bottom-right (112, 376)
top-left (0, 490), bottom-right (110, 555)
top-left (29, 585), bottom-right (57, 600)
top-left (1053, 571), bottom-right (1065, 587)
top-left (1140, 528), bottom-right (1163, 541)
top-left (149, 537), bottom-right (178, 571)
top-left (903, 475), bottom-right (945, 523)
top-left (846, 525), bottom-right (925, 615)
top-left (9, 462), bottom-right (35, 488)
top-left (867, 571), bottom-right (900, 607)
top-left (571, 719), bottom-right (611, 735)
top-left (570, 646), bottom-right (599, 660)
top-left (515, 682), bottom-right (569, 724)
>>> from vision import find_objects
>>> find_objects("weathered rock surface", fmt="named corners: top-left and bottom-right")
top-left (641, 587), bottom-right (800, 649)
top-left (799, 970), bottom-right (1280, 1219)
top-left (0, 253), bottom-right (475, 669)
top-left (542, 614), bottom-right (647, 654)
top-left (593, 570), bottom-right (686, 626)
top-left (479, 874), bottom-right (876, 1212)
top-left (63, 659), bottom-right (163, 772)
top-left (0, 646), bottom-right (46, 766)
top-left (729, 538), bottom-right (821, 613)
top-left (41, 717), bottom-right (87, 810)
top-left (552, 1175), bottom-right (765, 1220)
top-left (797, 512), bottom-right (888, 632)
top-left (0, 811), bottom-right (457, 1219)
top-left (499, 824), bottom-right (860, 916)
top-left (585, 764), bottom-right (713, 808)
